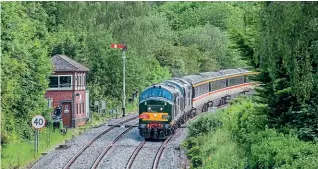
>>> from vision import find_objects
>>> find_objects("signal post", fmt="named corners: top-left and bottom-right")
top-left (111, 42), bottom-right (128, 117)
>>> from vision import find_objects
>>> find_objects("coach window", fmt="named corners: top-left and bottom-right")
top-left (245, 76), bottom-right (250, 83)
top-left (196, 87), bottom-right (199, 96)
top-left (230, 78), bottom-right (235, 86)
top-left (211, 82), bottom-right (215, 91)
top-left (202, 85), bottom-right (205, 94)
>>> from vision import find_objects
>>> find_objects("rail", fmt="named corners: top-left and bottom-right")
top-left (91, 125), bottom-right (136, 169)
top-left (63, 116), bottom-right (137, 169)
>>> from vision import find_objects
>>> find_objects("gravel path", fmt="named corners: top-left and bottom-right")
top-left (31, 113), bottom-right (137, 169)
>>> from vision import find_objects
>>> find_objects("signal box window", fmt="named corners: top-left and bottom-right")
top-left (49, 77), bottom-right (58, 88)
top-left (49, 75), bottom-right (72, 89)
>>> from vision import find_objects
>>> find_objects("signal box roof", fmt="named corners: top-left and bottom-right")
top-left (52, 54), bottom-right (89, 72)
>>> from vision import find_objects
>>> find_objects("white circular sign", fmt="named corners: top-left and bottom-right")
top-left (32, 115), bottom-right (46, 129)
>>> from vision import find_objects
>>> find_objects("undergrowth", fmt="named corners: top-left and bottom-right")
top-left (183, 96), bottom-right (318, 169)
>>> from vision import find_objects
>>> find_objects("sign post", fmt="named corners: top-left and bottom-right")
top-left (32, 115), bottom-right (46, 153)
top-left (111, 42), bottom-right (128, 117)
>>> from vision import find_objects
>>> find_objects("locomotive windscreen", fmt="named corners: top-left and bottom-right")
top-left (140, 88), bottom-right (173, 102)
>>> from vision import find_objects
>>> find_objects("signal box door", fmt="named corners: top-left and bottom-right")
top-left (62, 102), bottom-right (72, 127)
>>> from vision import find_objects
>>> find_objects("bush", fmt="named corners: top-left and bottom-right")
top-left (184, 96), bottom-right (318, 169)
top-left (250, 129), bottom-right (318, 168)
top-left (187, 110), bottom-right (222, 138)
top-left (184, 128), bottom-right (247, 169)
top-left (198, 129), bottom-right (247, 169)
top-left (220, 96), bottom-right (267, 149)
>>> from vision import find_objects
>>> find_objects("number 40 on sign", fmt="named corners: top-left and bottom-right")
top-left (32, 115), bottom-right (46, 129)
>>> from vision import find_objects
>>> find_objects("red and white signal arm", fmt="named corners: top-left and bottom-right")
top-left (111, 43), bottom-right (125, 49)
top-left (32, 115), bottom-right (46, 129)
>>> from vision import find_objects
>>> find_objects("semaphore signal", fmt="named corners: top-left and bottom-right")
top-left (111, 41), bottom-right (127, 117)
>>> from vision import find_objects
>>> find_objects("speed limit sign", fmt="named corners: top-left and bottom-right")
top-left (32, 115), bottom-right (46, 129)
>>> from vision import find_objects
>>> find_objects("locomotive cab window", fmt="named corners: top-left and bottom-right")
top-left (140, 88), bottom-right (173, 102)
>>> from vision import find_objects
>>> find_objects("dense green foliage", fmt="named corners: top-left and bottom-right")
top-left (184, 97), bottom-right (318, 168)
top-left (183, 2), bottom-right (318, 168)
top-left (254, 2), bottom-right (318, 140)
top-left (1, 2), bottom-right (252, 144)
top-left (1, 2), bottom-right (53, 143)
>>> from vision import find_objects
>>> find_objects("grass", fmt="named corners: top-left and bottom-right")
top-left (195, 129), bottom-right (246, 169)
top-left (1, 102), bottom-right (138, 169)
top-left (1, 128), bottom-right (74, 169)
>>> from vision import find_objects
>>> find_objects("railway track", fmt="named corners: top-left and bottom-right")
top-left (152, 130), bottom-right (179, 169)
top-left (63, 116), bottom-right (138, 169)
top-left (125, 141), bottom-right (146, 169)
top-left (63, 104), bottom-right (228, 169)
top-left (91, 125), bottom-right (136, 169)
top-left (124, 105), bottom-right (228, 169)
top-left (124, 130), bottom-right (179, 169)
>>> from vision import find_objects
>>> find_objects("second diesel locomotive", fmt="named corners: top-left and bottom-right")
top-left (138, 68), bottom-right (257, 139)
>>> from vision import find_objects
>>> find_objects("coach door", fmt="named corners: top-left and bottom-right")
top-left (62, 102), bottom-right (72, 127)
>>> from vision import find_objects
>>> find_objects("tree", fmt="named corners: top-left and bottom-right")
top-left (255, 2), bottom-right (318, 139)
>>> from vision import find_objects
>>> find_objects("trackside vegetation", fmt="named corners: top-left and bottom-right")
top-left (184, 2), bottom-right (318, 168)
top-left (184, 97), bottom-right (318, 169)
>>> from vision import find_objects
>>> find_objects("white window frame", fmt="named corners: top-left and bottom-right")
top-left (48, 75), bottom-right (73, 90)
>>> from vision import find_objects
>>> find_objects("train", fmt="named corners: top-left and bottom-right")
top-left (138, 68), bottom-right (257, 139)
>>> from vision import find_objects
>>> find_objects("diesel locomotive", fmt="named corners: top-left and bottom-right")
top-left (138, 68), bottom-right (257, 139)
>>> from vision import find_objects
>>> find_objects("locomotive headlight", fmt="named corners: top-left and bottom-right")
top-left (160, 107), bottom-right (163, 111)
top-left (148, 107), bottom-right (151, 111)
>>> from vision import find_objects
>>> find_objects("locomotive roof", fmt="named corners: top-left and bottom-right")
top-left (160, 83), bottom-right (181, 95)
top-left (170, 78), bottom-right (187, 85)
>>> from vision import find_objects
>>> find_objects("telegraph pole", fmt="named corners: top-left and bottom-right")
top-left (111, 42), bottom-right (128, 117)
